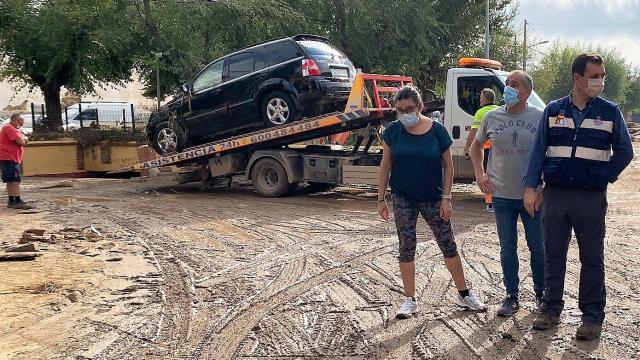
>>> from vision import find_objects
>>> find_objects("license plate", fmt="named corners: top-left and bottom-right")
top-left (331, 68), bottom-right (349, 78)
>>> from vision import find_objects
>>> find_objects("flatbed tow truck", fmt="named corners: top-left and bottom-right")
top-left (124, 74), bottom-right (411, 197)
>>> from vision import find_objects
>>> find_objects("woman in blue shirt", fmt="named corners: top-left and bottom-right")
top-left (378, 85), bottom-right (486, 318)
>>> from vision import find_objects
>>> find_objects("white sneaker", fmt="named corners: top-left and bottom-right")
top-left (396, 297), bottom-right (418, 319)
top-left (457, 289), bottom-right (487, 312)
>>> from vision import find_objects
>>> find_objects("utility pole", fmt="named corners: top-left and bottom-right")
top-left (485, 0), bottom-right (490, 58)
top-left (156, 52), bottom-right (162, 110)
top-left (523, 19), bottom-right (528, 71)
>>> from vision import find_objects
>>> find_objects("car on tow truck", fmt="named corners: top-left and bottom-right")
top-left (147, 34), bottom-right (357, 155)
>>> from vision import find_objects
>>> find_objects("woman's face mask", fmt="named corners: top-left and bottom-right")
top-left (396, 103), bottom-right (420, 128)
top-left (398, 113), bottom-right (419, 128)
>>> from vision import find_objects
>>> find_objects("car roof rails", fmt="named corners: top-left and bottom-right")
top-left (292, 34), bottom-right (331, 43)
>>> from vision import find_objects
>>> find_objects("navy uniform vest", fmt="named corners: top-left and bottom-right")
top-left (543, 96), bottom-right (618, 190)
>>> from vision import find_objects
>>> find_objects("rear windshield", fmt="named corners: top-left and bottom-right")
top-left (297, 40), bottom-right (345, 58)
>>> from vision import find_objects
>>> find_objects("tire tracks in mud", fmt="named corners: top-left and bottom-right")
top-left (192, 244), bottom-right (397, 360)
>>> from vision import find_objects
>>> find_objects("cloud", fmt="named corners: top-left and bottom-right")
top-left (517, 0), bottom-right (640, 65)
top-left (519, 0), bottom-right (640, 15)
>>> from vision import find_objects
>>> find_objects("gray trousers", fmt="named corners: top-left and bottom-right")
top-left (541, 186), bottom-right (607, 324)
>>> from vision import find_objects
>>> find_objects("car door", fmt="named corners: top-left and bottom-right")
top-left (184, 59), bottom-right (226, 142)
top-left (221, 51), bottom-right (266, 131)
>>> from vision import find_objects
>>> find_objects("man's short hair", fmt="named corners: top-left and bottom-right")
top-left (480, 88), bottom-right (495, 103)
top-left (509, 70), bottom-right (534, 90)
top-left (572, 53), bottom-right (604, 77)
top-left (10, 113), bottom-right (22, 122)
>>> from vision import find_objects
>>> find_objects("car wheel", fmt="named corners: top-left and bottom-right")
top-left (261, 91), bottom-right (299, 127)
top-left (251, 158), bottom-right (293, 197)
top-left (153, 122), bottom-right (184, 155)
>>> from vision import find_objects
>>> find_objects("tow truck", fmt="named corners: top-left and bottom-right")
top-left (127, 73), bottom-right (411, 197)
top-left (125, 58), bottom-right (546, 197)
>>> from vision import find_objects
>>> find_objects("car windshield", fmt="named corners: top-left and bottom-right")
top-left (297, 40), bottom-right (345, 58)
top-left (498, 74), bottom-right (546, 109)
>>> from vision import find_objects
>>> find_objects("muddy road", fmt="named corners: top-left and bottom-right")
top-left (1, 152), bottom-right (640, 359)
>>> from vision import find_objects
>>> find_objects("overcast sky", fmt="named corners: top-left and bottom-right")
top-left (514, 0), bottom-right (640, 67)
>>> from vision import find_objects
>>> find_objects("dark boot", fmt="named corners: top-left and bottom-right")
top-left (497, 295), bottom-right (519, 317)
top-left (8, 199), bottom-right (33, 210)
top-left (532, 312), bottom-right (560, 330)
top-left (576, 323), bottom-right (602, 340)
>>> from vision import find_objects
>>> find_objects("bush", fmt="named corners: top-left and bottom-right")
top-left (30, 128), bottom-right (147, 148)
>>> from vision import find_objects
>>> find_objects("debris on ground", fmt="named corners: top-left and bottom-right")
top-left (0, 252), bottom-right (39, 261)
top-left (4, 243), bottom-right (38, 253)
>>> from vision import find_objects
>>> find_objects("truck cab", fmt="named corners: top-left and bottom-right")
top-left (441, 58), bottom-right (546, 179)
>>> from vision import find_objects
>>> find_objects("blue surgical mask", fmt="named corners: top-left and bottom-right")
top-left (398, 113), bottom-right (419, 128)
top-left (504, 86), bottom-right (520, 106)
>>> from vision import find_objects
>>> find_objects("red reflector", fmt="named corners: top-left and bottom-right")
top-left (302, 59), bottom-right (321, 77)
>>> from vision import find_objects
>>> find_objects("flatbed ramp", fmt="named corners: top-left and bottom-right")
top-left (135, 109), bottom-right (392, 171)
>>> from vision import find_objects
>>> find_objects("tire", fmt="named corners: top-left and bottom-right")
top-left (261, 91), bottom-right (299, 127)
top-left (307, 182), bottom-right (335, 193)
top-left (251, 158), bottom-right (292, 197)
top-left (152, 122), bottom-right (185, 155)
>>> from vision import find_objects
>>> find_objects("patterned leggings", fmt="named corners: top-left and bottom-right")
top-left (392, 194), bottom-right (458, 262)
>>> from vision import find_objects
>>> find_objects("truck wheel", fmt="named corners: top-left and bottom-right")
top-left (261, 91), bottom-right (299, 127)
top-left (251, 158), bottom-right (292, 197)
top-left (153, 122), bottom-right (184, 155)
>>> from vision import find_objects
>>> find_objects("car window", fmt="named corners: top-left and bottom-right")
top-left (74, 108), bottom-right (98, 121)
top-left (457, 76), bottom-right (504, 116)
top-left (297, 40), bottom-right (344, 58)
top-left (193, 60), bottom-right (224, 93)
top-left (262, 40), bottom-right (302, 66)
top-left (228, 52), bottom-right (255, 80)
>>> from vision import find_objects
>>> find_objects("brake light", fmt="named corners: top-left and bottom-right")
top-left (302, 59), bottom-right (321, 77)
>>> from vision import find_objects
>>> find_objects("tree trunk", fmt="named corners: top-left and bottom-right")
top-left (41, 84), bottom-right (63, 132)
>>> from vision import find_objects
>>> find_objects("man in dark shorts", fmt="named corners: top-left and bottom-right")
top-left (0, 113), bottom-right (32, 209)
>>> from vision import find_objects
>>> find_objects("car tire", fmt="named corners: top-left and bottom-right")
top-left (152, 122), bottom-right (185, 155)
top-left (251, 158), bottom-right (293, 197)
top-left (261, 91), bottom-right (299, 127)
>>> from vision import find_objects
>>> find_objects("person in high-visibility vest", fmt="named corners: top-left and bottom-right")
top-left (464, 88), bottom-right (499, 212)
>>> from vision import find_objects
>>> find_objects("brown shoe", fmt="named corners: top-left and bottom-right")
top-left (576, 323), bottom-right (602, 340)
top-left (532, 312), bottom-right (560, 330)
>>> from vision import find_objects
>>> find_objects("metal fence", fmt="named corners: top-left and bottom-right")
top-left (23, 102), bottom-right (153, 132)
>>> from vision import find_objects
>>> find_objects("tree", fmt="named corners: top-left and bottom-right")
top-left (135, 0), bottom-right (517, 98)
top-left (135, 0), bottom-right (303, 98)
top-left (0, 0), bottom-right (145, 130)
top-left (622, 69), bottom-right (640, 114)
top-left (529, 43), bottom-right (630, 104)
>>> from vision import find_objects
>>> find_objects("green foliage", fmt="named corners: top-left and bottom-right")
top-left (0, 0), bottom-right (145, 129)
top-left (30, 128), bottom-right (147, 148)
top-left (139, 0), bottom-right (518, 96)
top-left (623, 69), bottom-right (640, 113)
top-left (530, 42), bottom-right (630, 105)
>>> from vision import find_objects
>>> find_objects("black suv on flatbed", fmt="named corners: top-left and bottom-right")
top-left (147, 34), bottom-right (357, 155)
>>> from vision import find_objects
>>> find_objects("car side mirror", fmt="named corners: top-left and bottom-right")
top-left (182, 84), bottom-right (189, 94)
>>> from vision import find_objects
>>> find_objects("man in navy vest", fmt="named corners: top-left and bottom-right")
top-left (523, 54), bottom-right (634, 340)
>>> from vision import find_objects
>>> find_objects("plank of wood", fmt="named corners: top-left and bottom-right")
top-left (0, 252), bottom-right (40, 261)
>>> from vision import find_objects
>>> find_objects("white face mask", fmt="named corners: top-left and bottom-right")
top-left (585, 78), bottom-right (605, 98)
top-left (398, 112), bottom-right (419, 128)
